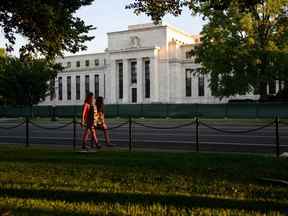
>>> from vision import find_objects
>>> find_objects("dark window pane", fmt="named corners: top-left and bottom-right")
top-left (94, 74), bottom-right (99, 98)
top-left (144, 60), bottom-right (150, 98)
top-left (198, 76), bottom-right (205, 97)
top-left (186, 69), bottom-right (192, 97)
top-left (67, 76), bottom-right (71, 100)
top-left (76, 76), bottom-right (81, 100)
top-left (85, 60), bottom-right (90, 67)
top-left (131, 61), bottom-right (137, 84)
top-left (76, 61), bottom-right (80, 67)
top-left (132, 88), bottom-right (137, 103)
top-left (50, 79), bottom-right (55, 101)
top-left (269, 80), bottom-right (276, 95)
top-left (118, 62), bottom-right (123, 99)
top-left (95, 59), bottom-right (99, 66)
top-left (58, 77), bottom-right (63, 100)
top-left (85, 75), bottom-right (90, 96)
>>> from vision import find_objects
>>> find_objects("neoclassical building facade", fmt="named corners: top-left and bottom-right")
top-left (42, 23), bottom-right (259, 106)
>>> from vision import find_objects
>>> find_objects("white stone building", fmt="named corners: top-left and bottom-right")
top-left (42, 23), bottom-right (258, 106)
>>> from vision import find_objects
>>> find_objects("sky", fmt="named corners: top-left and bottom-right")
top-left (0, 0), bottom-right (205, 56)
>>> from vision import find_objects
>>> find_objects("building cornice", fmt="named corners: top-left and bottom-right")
top-left (108, 46), bottom-right (159, 54)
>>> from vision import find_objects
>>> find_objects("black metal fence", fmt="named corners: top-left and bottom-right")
top-left (0, 116), bottom-right (287, 157)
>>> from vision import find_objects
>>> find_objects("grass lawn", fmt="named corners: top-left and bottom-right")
top-left (0, 146), bottom-right (287, 215)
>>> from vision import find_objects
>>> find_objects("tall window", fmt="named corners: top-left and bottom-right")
top-left (198, 76), bottom-right (205, 97)
top-left (67, 62), bottom-right (71, 68)
top-left (118, 62), bottom-right (123, 99)
top-left (185, 51), bottom-right (192, 59)
top-left (76, 76), bottom-right (81, 100)
top-left (85, 60), bottom-right (90, 67)
top-left (50, 79), bottom-right (55, 101)
top-left (132, 88), bottom-right (137, 103)
top-left (185, 69), bottom-right (192, 97)
top-left (76, 61), bottom-right (80, 67)
top-left (58, 77), bottom-right (63, 100)
top-left (131, 61), bottom-right (137, 84)
top-left (67, 76), bottom-right (71, 100)
top-left (144, 60), bottom-right (150, 98)
top-left (95, 59), bottom-right (99, 66)
top-left (94, 74), bottom-right (99, 97)
top-left (269, 80), bottom-right (276, 95)
top-left (85, 75), bottom-right (90, 96)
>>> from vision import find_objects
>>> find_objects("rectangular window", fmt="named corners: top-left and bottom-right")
top-left (198, 76), bottom-right (205, 97)
top-left (144, 60), bottom-right (150, 98)
top-left (67, 62), bottom-right (71, 68)
top-left (131, 61), bottom-right (137, 84)
top-left (67, 76), bottom-right (71, 100)
top-left (85, 60), bottom-right (90, 67)
top-left (94, 74), bottom-right (99, 98)
top-left (118, 62), bottom-right (123, 99)
top-left (185, 51), bottom-right (192, 59)
top-left (76, 61), bottom-right (80, 67)
top-left (269, 80), bottom-right (276, 95)
top-left (76, 76), bottom-right (81, 100)
top-left (186, 69), bottom-right (192, 97)
top-left (95, 59), bottom-right (99, 66)
top-left (58, 77), bottom-right (63, 101)
top-left (132, 88), bottom-right (137, 103)
top-left (85, 75), bottom-right (90, 96)
top-left (50, 79), bottom-right (55, 101)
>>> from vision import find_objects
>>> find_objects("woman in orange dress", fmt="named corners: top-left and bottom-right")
top-left (94, 96), bottom-right (114, 147)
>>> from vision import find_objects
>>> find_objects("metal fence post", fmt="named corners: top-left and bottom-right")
top-left (275, 116), bottom-right (280, 158)
top-left (129, 116), bottom-right (132, 152)
top-left (25, 116), bottom-right (30, 147)
top-left (73, 116), bottom-right (77, 151)
top-left (196, 116), bottom-right (199, 152)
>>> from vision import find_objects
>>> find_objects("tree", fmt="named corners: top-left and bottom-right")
top-left (127, 0), bottom-right (288, 99)
top-left (0, 57), bottom-right (59, 105)
top-left (0, 0), bottom-right (95, 60)
top-left (0, 48), bottom-right (6, 58)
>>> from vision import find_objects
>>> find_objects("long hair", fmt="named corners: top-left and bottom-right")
top-left (95, 96), bottom-right (104, 113)
top-left (84, 92), bottom-right (93, 105)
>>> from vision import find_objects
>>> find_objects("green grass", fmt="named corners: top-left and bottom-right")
top-left (0, 146), bottom-right (287, 215)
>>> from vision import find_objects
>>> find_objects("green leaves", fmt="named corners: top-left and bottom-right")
top-left (0, 57), bottom-right (58, 105)
top-left (128, 0), bottom-right (288, 99)
top-left (0, 0), bottom-right (95, 60)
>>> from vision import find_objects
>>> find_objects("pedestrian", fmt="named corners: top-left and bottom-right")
top-left (94, 96), bottom-right (114, 147)
top-left (81, 92), bottom-right (100, 151)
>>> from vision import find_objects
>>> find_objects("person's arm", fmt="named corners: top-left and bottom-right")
top-left (81, 103), bottom-right (89, 127)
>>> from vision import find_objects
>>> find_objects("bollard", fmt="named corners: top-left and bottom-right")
top-left (25, 117), bottom-right (30, 147)
top-left (275, 116), bottom-right (280, 158)
top-left (196, 117), bottom-right (199, 152)
top-left (73, 116), bottom-right (77, 151)
top-left (129, 116), bottom-right (132, 152)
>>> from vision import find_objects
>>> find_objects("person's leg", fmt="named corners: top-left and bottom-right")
top-left (90, 128), bottom-right (99, 148)
top-left (82, 128), bottom-right (89, 149)
top-left (102, 123), bottom-right (111, 145)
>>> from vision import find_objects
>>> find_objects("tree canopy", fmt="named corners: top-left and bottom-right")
top-left (127, 0), bottom-right (288, 99)
top-left (0, 0), bottom-right (95, 60)
top-left (0, 57), bottom-right (59, 105)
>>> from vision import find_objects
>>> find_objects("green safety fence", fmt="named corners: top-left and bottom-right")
top-left (0, 103), bottom-right (288, 118)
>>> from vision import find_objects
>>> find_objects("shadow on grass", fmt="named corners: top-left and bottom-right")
top-left (0, 187), bottom-right (287, 213)
top-left (0, 207), bottom-right (89, 216)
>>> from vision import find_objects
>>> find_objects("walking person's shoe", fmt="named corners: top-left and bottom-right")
top-left (106, 143), bottom-right (116, 147)
top-left (81, 144), bottom-right (89, 152)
